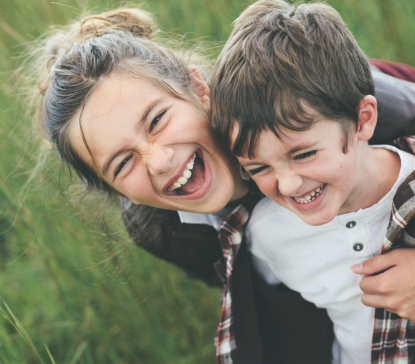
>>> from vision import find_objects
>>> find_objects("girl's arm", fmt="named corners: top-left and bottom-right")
top-left (120, 199), bottom-right (223, 287)
top-left (354, 61), bottom-right (415, 321)
top-left (352, 249), bottom-right (415, 322)
top-left (371, 63), bottom-right (415, 144)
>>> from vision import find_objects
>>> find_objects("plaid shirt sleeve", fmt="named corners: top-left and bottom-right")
top-left (371, 137), bottom-right (415, 363)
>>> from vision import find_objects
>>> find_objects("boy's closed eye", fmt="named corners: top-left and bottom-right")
top-left (293, 150), bottom-right (317, 161)
top-left (247, 165), bottom-right (269, 176)
top-left (245, 150), bottom-right (318, 176)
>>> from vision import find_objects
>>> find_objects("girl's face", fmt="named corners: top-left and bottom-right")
top-left (68, 72), bottom-right (247, 213)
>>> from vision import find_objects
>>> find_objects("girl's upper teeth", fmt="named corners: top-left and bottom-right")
top-left (169, 153), bottom-right (196, 191)
top-left (294, 184), bottom-right (325, 203)
top-left (183, 169), bottom-right (192, 179)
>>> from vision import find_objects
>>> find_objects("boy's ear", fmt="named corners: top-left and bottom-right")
top-left (188, 67), bottom-right (210, 111)
top-left (356, 95), bottom-right (377, 142)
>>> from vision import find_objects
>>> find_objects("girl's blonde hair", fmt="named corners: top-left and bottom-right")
top-left (35, 7), bottom-right (210, 196)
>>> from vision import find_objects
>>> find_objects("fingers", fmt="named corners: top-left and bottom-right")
top-left (360, 273), bottom-right (390, 295)
top-left (360, 293), bottom-right (386, 309)
top-left (351, 253), bottom-right (396, 275)
top-left (360, 291), bottom-right (411, 320)
top-left (360, 275), bottom-right (404, 313)
top-left (354, 249), bottom-right (415, 322)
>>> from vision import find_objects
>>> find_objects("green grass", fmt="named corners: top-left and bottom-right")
top-left (0, 0), bottom-right (414, 363)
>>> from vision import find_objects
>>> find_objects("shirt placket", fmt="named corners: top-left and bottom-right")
top-left (342, 219), bottom-right (372, 264)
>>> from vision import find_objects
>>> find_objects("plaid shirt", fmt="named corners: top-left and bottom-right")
top-left (372, 137), bottom-right (415, 363)
top-left (215, 137), bottom-right (415, 364)
top-left (215, 194), bottom-right (262, 364)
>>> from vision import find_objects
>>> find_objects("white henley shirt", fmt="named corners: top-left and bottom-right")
top-left (178, 145), bottom-right (415, 363)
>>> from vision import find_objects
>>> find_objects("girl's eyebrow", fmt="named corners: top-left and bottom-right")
top-left (101, 97), bottom-right (166, 176)
top-left (140, 97), bottom-right (165, 125)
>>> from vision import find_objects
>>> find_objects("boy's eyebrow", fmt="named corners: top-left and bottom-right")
top-left (240, 141), bottom-right (317, 166)
top-left (101, 97), bottom-right (165, 177)
top-left (287, 142), bottom-right (318, 154)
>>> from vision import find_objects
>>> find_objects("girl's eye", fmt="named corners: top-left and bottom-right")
top-left (114, 155), bottom-right (133, 178)
top-left (149, 110), bottom-right (166, 133)
top-left (293, 150), bottom-right (317, 161)
top-left (248, 166), bottom-right (269, 176)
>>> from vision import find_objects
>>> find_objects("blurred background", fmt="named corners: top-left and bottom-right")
top-left (0, 0), bottom-right (414, 363)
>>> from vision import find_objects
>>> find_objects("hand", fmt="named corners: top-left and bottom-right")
top-left (351, 248), bottom-right (415, 322)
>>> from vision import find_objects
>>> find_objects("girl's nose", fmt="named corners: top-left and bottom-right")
top-left (276, 171), bottom-right (303, 196)
top-left (146, 145), bottom-right (174, 176)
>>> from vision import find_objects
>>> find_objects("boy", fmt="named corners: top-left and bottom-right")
top-left (211, 0), bottom-right (415, 362)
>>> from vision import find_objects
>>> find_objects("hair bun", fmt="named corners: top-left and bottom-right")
top-left (80, 8), bottom-right (156, 40)
top-left (44, 7), bottom-right (156, 58)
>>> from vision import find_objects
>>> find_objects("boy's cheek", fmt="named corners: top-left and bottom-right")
top-left (255, 177), bottom-right (279, 200)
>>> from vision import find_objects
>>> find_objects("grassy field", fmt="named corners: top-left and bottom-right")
top-left (0, 0), bottom-right (414, 363)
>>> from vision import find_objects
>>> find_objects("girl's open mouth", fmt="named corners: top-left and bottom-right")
top-left (167, 152), bottom-right (205, 195)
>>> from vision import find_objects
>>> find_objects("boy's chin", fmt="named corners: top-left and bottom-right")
top-left (299, 214), bottom-right (336, 226)
top-left (283, 200), bottom-right (338, 226)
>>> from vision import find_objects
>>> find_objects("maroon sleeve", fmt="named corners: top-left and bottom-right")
top-left (370, 61), bottom-right (415, 144)
top-left (370, 59), bottom-right (415, 83)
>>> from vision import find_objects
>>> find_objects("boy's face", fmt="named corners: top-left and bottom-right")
top-left (235, 120), bottom-right (363, 226)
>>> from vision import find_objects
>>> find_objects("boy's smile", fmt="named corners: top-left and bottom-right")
top-left (236, 122), bottom-right (358, 226)
top-left (235, 108), bottom-right (399, 226)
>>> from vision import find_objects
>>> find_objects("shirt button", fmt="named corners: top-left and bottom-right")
top-left (346, 221), bottom-right (356, 228)
top-left (353, 243), bottom-right (364, 251)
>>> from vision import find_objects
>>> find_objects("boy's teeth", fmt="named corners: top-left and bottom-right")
top-left (294, 184), bottom-right (325, 204)
top-left (168, 153), bottom-right (197, 191)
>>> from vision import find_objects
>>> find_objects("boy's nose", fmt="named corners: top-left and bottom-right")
top-left (276, 172), bottom-right (303, 196)
top-left (146, 145), bottom-right (174, 176)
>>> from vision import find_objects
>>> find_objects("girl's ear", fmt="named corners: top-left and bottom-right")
top-left (188, 67), bottom-right (210, 111)
top-left (356, 95), bottom-right (377, 142)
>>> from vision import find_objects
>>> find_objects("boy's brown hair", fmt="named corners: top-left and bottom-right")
top-left (211, 0), bottom-right (374, 157)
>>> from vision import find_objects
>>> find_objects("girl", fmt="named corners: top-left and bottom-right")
top-left (34, 7), bottom-right (415, 363)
